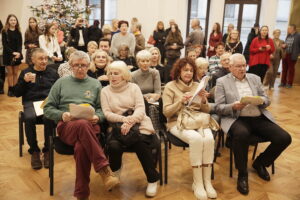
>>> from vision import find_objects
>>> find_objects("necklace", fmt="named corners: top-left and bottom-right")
top-left (226, 41), bottom-right (240, 53)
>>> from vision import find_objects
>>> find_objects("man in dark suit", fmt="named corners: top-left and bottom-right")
top-left (68, 17), bottom-right (89, 52)
top-left (215, 53), bottom-right (291, 195)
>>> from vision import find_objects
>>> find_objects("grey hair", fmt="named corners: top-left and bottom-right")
top-left (195, 57), bottom-right (209, 69)
top-left (229, 53), bottom-right (246, 65)
top-left (31, 48), bottom-right (47, 58)
top-left (69, 51), bottom-right (90, 65)
top-left (136, 50), bottom-right (152, 63)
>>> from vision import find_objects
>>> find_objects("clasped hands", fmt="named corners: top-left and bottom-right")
top-left (121, 116), bottom-right (137, 135)
top-left (62, 112), bottom-right (99, 124)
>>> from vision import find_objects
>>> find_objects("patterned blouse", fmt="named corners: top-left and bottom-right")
top-left (58, 62), bottom-right (73, 78)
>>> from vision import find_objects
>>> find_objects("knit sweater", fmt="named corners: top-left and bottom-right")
top-left (110, 32), bottom-right (136, 57)
top-left (131, 68), bottom-right (161, 95)
top-left (162, 79), bottom-right (210, 130)
top-left (44, 75), bottom-right (104, 123)
top-left (101, 82), bottom-right (155, 135)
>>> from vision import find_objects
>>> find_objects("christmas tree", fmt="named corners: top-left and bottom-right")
top-left (29, 0), bottom-right (95, 37)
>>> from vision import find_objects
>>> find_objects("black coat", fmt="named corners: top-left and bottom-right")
top-left (2, 29), bottom-right (23, 66)
top-left (243, 28), bottom-right (258, 63)
top-left (14, 66), bottom-right (59, 103)
top-left (68, 27), bottom-right (89, 50)
top-left (88, 26), bottom-right (103, 43)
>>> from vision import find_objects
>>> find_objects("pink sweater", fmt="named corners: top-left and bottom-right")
top-left (101, 82), bottom-right (155, 135)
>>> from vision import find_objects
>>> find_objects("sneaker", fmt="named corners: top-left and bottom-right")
top-left (99, 166), bottom-right (120, 191)
top-left (286, 84), bottom-right (292, 88)
top-left (31, 152), bottom-right (42, 170)
top-left (278, 83), bottom-right (286, 87)
top-left (146, 181), bottom-right (158, 197)
top-left (43, 151), bottom-right (49, 168)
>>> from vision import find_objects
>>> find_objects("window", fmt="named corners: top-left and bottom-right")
top-left (104, 0), bottom-right (117, 25)
top-left (88, 0), bottom-right (102, 26)
top-left (187, 0), bottom-right (210, 37)
top-left (275, 0), bottom-right (291, 40)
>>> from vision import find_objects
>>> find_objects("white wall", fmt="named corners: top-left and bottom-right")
top-left (208, 0), bottom-right (225, 36)
top-left (260, 0), bottom-right (279, 34)
top-left (117, 0), bottom-right (188, 42)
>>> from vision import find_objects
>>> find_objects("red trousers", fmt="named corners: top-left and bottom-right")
top-left (281, 53), bottom-right (297, 85)
top-left (57, 119), bottom-right (109, 199)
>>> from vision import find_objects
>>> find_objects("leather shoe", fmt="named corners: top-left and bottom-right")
top-left (252, 159), bottom-right (270, 181)
top-left (237, 175), bottom-right (249, 195)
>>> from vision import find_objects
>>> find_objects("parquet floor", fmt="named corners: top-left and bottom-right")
top-left (0, 79), bottom-right (299, 200)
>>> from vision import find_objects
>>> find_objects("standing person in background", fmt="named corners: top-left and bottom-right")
top-left (88, 20), bottom-right (103, 44)
top-left (279, 24), bottom-right (300, 88)
top-left (111, 19), bottom-right (120, 36)
top-left (165, 24), bottom-right (184, 67)
top-left (39, 23), bottom-right (63, 64)
top-left (165, 19), bottom-right (180, 36)
top-left (24, 17), bottom-right (41, 66)
top-left (248, 26), bottom-right (275, 82)
top-left (207, 22), bottom-right (222, 58)
top-left (222, 23), bottom-right (234, 43)
top-left (110, 20), bottom-right (136, 57)
top-left (0, 20), bottom-right (5, 94)
top-left (264, 29), bottom-right (285, 89)
top-left (132, 23), bottom-right (145, 55)
top-left (244, 23), bottom-right (259, 64)
top-left (225, 30), bottom-right (243, 54)
top-left (153, 21), bottom-right (167, 64)
top-left (2, 14), bottom-right (23, 97)
top-left (185, 19), bottom-right (204, 51)
top-left (68, 17), bottom-right (89, 52)
top-left (130, 17), bottom-right (139, 33)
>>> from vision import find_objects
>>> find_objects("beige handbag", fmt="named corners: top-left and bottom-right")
top-left (177, 106), bottom-right (220, 131)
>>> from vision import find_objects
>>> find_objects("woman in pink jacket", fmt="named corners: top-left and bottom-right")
top-left (248, 26), bottom-right (275, 82)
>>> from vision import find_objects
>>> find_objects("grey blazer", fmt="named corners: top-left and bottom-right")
top-left (214, 73), bottom-right (275, 133)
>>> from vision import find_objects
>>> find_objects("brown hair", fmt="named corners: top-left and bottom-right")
top-left (166, 24), bottom-right (183, 44)
top-left (25, 17), bottom-right (40, 42)
top-left (3, 14), bottom-right (21, 33)
top-left (211, 22), bottom-right (221, 35)
top-left (118, 20), bottom-right (129, 28)
top-left (156, 21), bottom-right (164, 31)
top-left (44, 23), bottom-right (56, 43)
top-left (171, 58), bottom-right (198, 81)
top-left (215, 42), bottom-right (225, 49)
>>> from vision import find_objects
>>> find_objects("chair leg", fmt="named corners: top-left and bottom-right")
top-left (211, 164), bottom-right (214, 180)
top-left (49, 136), bottom-right (54, 196)
top-left (158, 145), bottom-right (163, 185)
top-left (164, 138), bottom-right (168, 184)
top-left (214, 131), bottom-right (222, 162)
top-left (221, 130), bottom-right (225, 147)
top-left (230, 146), bottom-right (233, 177)
top-left (252, 143), bottom-right (258, 160)
top-left (272, 162), bottom-right (275, 174)
top-left (168, 141), bottom-right (172, 149)
top-left (19, 114), bottom-right (24, 157)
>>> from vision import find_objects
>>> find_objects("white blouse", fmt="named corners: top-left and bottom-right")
top-left (39, 35), bottom-right (62, 58)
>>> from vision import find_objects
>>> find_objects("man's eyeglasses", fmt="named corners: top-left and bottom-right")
top-left (72, 64), bottom-right (89, 69)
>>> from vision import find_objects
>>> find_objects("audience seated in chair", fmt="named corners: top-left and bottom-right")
top-left (162, 58), bottom-right (217, 200)
top-left (100, 61), bottom-right (160, 197)
top-left (44, 51), bottom-right (119, 200)
top-left (214, 53), bottom-right (291, 195)
top-left (14, 48), bottom-right (59, 169)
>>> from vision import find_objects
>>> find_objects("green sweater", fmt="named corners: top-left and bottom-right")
top-left (44, 75), bottom-right (105, 123)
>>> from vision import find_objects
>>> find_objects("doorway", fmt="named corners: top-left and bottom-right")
top-left (222, 0), bottom-right (261, 46)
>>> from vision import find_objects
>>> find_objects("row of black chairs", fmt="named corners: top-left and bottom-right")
top-left (18, 102), bottom-right (275, 196)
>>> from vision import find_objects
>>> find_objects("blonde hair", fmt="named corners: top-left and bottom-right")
top-left (107, 61), bottom-right (131, 81)
top-left (89, 50), bottom-right (110, 73)
top-left (149, 47), bottom-right (162, 66)
top-left (136, 50), bottom-right (152, 64)
top-left (195, 57), bottom-right (209, 70)
top-left (102, 24), bottom-right (112, 32)
top-left (227, 29), bottom-right (240, 43)
top-left (220, 52), bottom-right (232, 61)
top-left (87, 41), bottom-right (98, 49)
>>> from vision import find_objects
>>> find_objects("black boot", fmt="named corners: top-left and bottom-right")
top-left (7, 86), bottom-right (15, 97)
top-left (0, 67), bottom-right (5, 94)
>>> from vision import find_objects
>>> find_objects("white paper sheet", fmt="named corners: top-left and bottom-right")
top-left (187, 75), bottom-right (210, 106)
top-left (33, 101), bottom-right (44, 116)
top-left (69, 104), bottom-right (95, 120)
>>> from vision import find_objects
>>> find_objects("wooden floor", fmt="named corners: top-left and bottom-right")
top-left (0, 79), bottom-right (300, 200)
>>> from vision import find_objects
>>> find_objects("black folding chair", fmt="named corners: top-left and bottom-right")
top-left (226, 134), bottom-right (275, 177)
top-left (18, 111), bottom-right (44, 157)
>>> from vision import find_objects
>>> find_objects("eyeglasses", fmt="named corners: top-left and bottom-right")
top-left (234, 64), bottom-right (247, 69)
top-left (72, 64), bottom-right (89, 69)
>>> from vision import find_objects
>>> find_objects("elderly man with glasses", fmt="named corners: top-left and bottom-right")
top-left (215, 53), bottom-right (291, 195)
top-left (44, 51), bottom-right (119, 200)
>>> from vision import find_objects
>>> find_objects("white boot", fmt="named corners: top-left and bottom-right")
top-left (146, 181), bottom-right (158, 197)
top-left (192, 167), bottom-right (207, 200)
top-left (203, 165), bottom-right (217, 199)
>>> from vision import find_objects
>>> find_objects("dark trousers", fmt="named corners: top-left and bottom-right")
top-left (57, 120), bottom-right (109, 199)
top-left (107, 134), bottom-right (159, 183)
top-left (229, 115), bottom-right (291, 173)
top-left (248, 64), bottom-right (269, 83)
top-left (167, 56), bottom-right (179, 68)
top-left (23, 102), bottom-right (52, 154)
top-left (281, 53), bottom-right (296, 85)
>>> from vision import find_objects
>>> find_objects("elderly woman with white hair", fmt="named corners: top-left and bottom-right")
top-left (195, 57), bottom-right (209, 80)
top-left (210, 52), bottom-right (231, 89)
top-left (101, 61), bottom-right (160, 197)
top-left (132, 50), bottom-right (161, 102)
top-left (44, 51), bottom-right (119, 200)
top-left (87, 49), bottom-right (111, 87)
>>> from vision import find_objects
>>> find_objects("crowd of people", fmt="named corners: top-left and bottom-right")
top-left (0, 13), bottom-right (299, 200)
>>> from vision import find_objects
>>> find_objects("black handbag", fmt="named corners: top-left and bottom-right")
top-left (109, 109), bottom-right (141, 147)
